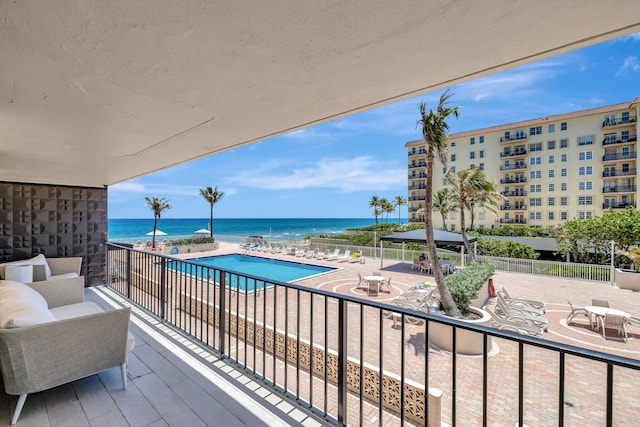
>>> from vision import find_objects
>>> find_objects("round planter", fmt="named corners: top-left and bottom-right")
top-left (615, 268), bottom-right (640, 291)
top-left (428, 306), bottom-right (496, 356)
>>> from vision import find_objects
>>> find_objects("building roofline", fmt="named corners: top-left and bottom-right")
top-left (405, 97), bottom-right (638, 147)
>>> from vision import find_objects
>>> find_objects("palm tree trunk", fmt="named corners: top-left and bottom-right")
top-left (425, 147), bottom-right (461, 318)
top-left (441, 212), bottom-right (448, 231)
top-left (210, 204), bottom-right (214, 237)
top-left (152, 216), bottom-right (158, 248)
top-left (459, 209), bottom-right (475, 262)
top-left (470, 204), bottom-right (475, 230)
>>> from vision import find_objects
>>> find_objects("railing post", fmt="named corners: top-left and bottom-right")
top-left (160, 257), bottom-right (166, 320)
top-left (337, 299), bottom-right (348, 426)
top-left (126, 248), bottom-right (131, 298)
top-left (218, 271), bottom-right (226, 358)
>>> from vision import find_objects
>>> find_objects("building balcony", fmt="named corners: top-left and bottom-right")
top-left (603, 135), bottom-right (637, 146)
top-left (602, 185), bottom-right (637, 193)
top-left (408, 206), bottom-right (424, 212)
top-left (500, 134), bottom-right (528, 143)
top-left (500, 177), bottom-right (527, 184)
top-left (408, 173), bottom-right (427, 179)
top-left (500, 163), bottom-right (527, 171)
top-left (408, 163), bottom-right (427, 169)
top-left (409, 195), bottom-right (426, 201)
top-left (501, 190), bottom-right (527, 197)
top-left (500, 204), bottom-right (527, 211)
top-left (602, 151), bottom-right (637, 162)
top-left (499, 218), bottom-right (527, 224)
top-left (602, 116), bottom-right (637, 128)
top-left (603, 202), bottom-right (637, 209)
top-left (408, 149), bottom-right (427, 156)
top-left (500, 149), bottom-right (527, 158)
top-left (408, 185), bottom-right (426, 191)
top-left (603, 168), bottom-right (637, 178)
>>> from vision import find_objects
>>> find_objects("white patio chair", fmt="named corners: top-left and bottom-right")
top-left (500, 287), bottom-right (545, 311)
top-left (496, 294), bottom-right (544, 316)
top-left (495, 298), bottom-right (549, 330)
top-left (591, 299), bottom-right (610, 308)
top-left (484, 306), bottom-right (544, 338)
top-left (566, 300), bottom-right (592, 327)
top-left (599, 313), bottom-right (629, 342)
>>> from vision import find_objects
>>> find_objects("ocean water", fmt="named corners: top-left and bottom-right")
top-left (108, 218), bottom-right (394, 242)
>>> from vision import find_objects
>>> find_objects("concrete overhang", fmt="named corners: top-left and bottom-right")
top-left (2, 1), bottom-right (640, 188)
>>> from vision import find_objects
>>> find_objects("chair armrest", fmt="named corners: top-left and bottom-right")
top-left (47, 257), bottom-right (82, 276)
top-left (0, 307), bottom-right (131, 395)
top-left (25, 276), bottom-right (85, 308)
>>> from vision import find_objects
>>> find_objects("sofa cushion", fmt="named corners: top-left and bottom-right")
top-left (0, 254), bottom-right (52, 280)
top-left (0, 300), bottom-right (56, 328)
top-left (47, 272), bottom-right (80, 281)
top-left (0, 280), bottom-right (49, 308)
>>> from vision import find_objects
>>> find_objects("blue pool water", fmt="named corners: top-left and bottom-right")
top-left (168, 254), bottom-right (336, 292)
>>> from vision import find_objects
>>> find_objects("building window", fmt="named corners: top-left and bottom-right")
top-left (529, 212), bottom-right (542, 220)
top-left (579, 166), bottom-right (593, 175)
top-left (530, 126), bottom-right (542, 135)
top-left (470, 137), bottom-right (475, 145)
top-left (549, 183), bottom-right (555, 192)
top-left (470, 163), bottom-right (475, 168)
top-left (561, 168), bottom-right (567, 177)
top-left (578, 135), bottom-right (594, 146)
top-left (450, 166), bottom-right (456, 173)
top-left (442, 167), bottom-right (447, 173)
top-left (451, 142), bottom-right (456, 147)
top-left (561, 122), bottom-right (567, 131)
top-left (622, 111), bottom-right (630, 122)
top-left (450, 212), bottom-right (456, 220)
top-left (578, 181), bottom-right (592, 191)
top-left (578, 151), bottom-right (593, 161)
top-left (548, 140), bottom-right (556, 149)
top-left (548, 124), bottom-right (555, 133)
top-left (479, 162), bottom-right (485, 170)
top-left (578, 211), bottom-right (593, 220)
top-left (479, 150), bottom-right (485, 158)
top-left (530, 184), bottom-right (542, 193)
top-left (549, 169), bottom-right (555, 178)
top-left (529, 142), bottom-right (542, 152)
top-left (561, 154), bottom-right (567, 162)
top-left (479, 136), bottom-right (484, 144)
top-left (529, 170), bottom-right (541, 179)
top-left (479, 212), bottom-right (485, 220)
top-left (561, 197), bottom-right (568, 206)
top-left (548, 211), bottom-right (555, 220)
top-left (470, 152), bottom-right (475, 159)
top-left (560, 211), bottom-right (568, 220)
top-left (529, 198), bottom-right (542, 206)
top-left (622, 130), bottom-right (630, 142)
top-left (560, 138), bottom-right (568, 148)
top-left (451, 154), bottom-right (456, 162)
top-left (548, 155), bottom-right (555, 164)
top-left (529, 157), bottom-right (541, 165)
top-left (578, 196), bottom-right (594, 205)
top-left (561, 183), bottom-right (568, 191)
top-left (548, 197), bottom-right (555, 206)
top-left (443, 179), bottom-right (448, 186)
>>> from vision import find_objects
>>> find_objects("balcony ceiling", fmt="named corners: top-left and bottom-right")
top-left (2, 1), bottom-right (640, 188)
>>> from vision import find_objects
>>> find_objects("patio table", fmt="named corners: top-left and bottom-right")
top-left (585, 306), bottom-right (631, 330)
top-left (363, 275), bottom-right (385, 296)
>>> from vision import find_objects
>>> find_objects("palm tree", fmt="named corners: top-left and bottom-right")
top-left (394, 195), bottom-right (407, 224)
top-left (144, 197), bottom-right (172, 248)
top-left (199, 186), bottom-right (225, 237)
top-left (417, 90), bottom-right (461, 318)
top-left (432, 189), bottom-right (455, 231)
top-left (446, 167), bottom-right (503, 261)
top-left (368, 195), bottom-right (381, 224)
top-left (379, 198), bottom-right (394, 222)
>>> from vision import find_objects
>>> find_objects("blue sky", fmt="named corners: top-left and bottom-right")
top-left (109, 33), bottom-right (640, 219)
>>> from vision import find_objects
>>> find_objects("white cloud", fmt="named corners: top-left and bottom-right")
top-left (616, 56), bottom-right (640, 75)
top-left (226, 156), bottom-right (406, 192)
top-left (618, 32), bottom-right (640, 42)
top-left (108, 180), bottom-right (201, 197)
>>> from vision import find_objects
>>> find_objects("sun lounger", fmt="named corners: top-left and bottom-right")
top-left (337, 249), bottom-right (351, 262)
top-left (496, 293), bottom-right (544, 316)
top-left (500, 287), bottom-right (545, 311)
top-left (326, 249), bottom-right (340, 261)
top-left (484, 306), bottom-right (544, 338)
top-left (495, 298), bottom-right (549, 330)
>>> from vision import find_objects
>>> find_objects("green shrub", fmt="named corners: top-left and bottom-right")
top-left (445, 261), bottom-right (495, 314)
top-left (477, 237), bottom-right (539, 259)
top-left (167, 237), bottom-right (214, 245)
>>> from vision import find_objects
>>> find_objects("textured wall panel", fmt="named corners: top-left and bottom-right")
top-left (0, 182), bottom-right (107, 286)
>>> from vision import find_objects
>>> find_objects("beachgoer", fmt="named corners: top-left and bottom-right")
top-left (418, 253), bottom-right (426, 262)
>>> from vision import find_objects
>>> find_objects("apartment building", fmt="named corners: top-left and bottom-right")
top-left (406, 97), bottom-right (639, 229)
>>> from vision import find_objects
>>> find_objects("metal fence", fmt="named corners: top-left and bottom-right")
top-left (106, 243), bottom-right (639, 426)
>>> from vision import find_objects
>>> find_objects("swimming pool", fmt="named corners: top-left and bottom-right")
top-left (168, 254), bottom-right (336, 292)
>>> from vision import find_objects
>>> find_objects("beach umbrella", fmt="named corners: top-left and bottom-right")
top-left (146, 230), bottom-right (167, 236)
top-left (194, 228), bottom-right (210, 234)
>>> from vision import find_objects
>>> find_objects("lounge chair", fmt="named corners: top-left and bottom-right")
top-left (591, 299), bottom-right (609, 308)
top-left (484, 306), bottom-right (544, 338)
top-left (337, 249), bottom-right (351, 262)
top-left (411, 259), bottom-right (421, 270)
top-left (419, 261), bottom-right (432, 274)
top-left (356, 273), bottom-right (367, 290)
top-left (326, 249), bottom-right (340, 261)
top-left (566, 300), bottom-right (592, 326)
top-left (496, 294), bottom-right (544, 316)
top-left (495, 298), bottom-right (549, 330)
top-left (316, 249), bottom-right (330, 260)
top-left (379, 276), bottom-right (392, 293)
top-left (395, 287), bottom-right (435, 303)
top-left (628, 316), bottom-right (640, 328)
top-left (500, 287), bottom-right (545, 311)
top-left (598, 313), bottom-right (629, 342)
top-left (349, 252), bottom-right (362, 263)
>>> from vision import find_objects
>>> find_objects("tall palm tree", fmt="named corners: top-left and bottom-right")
top-left (394, 195), bottom-right (407, 224)
top-left (446, 167), bottom-right (503, 261)
top-left (379, 198), bottom-right (394, 222)
top-left (368, 195), bottom-right (381, 224)
top-left (417, 90), bottom-right (461, 318)
top-left (144, 197), bottom-right (172, 248)
top-left (432, 188), bottom-right (455, 231)
top-left (199, 186), bottom-right (225, 237)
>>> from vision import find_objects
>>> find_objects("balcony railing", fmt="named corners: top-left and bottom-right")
top-left (602, 116), bottom-right (637, 127)
top-left (500, 164), bottom-right (527, 171)
top-left (500, 204), bottom-right (527, 211)
top-left (408, 149), bottom-right (427, 156)
top-left (602, 168), bottom-right (637, 178)
top-left (407, 207), bottom-right (423, 212)
top-left (409, 195), bottom-right (426, 201)
top-left (603, 135), bottom-right (637, 146)
top-left (408, 163), bottom-right (427, 169)
top-left (603, 151), bottom-right (637, 162)
top-left (500, 149), bottom-right (527, 158)
top-left (106, 243), bottom-right (640, 427)
top-left (602, 185), bottom-right (637, 193)
top-left (499, 218), bottom-right (527, 224)
top-left (500, 177), bottom-right (527, 184)
top-left (500, 134), bottom-right (528, 143)
top-left (501, 190), bottom-right (527, 197)
top-left (408, 173), bottom-right (427, 179)
top-left (408, 185), bottom-right (426, 190)
top-left (603, 202), bottom-right (637, 209)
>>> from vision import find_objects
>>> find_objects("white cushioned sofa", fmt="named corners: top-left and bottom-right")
top-left (0, 272), bottom-right (134, 424)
